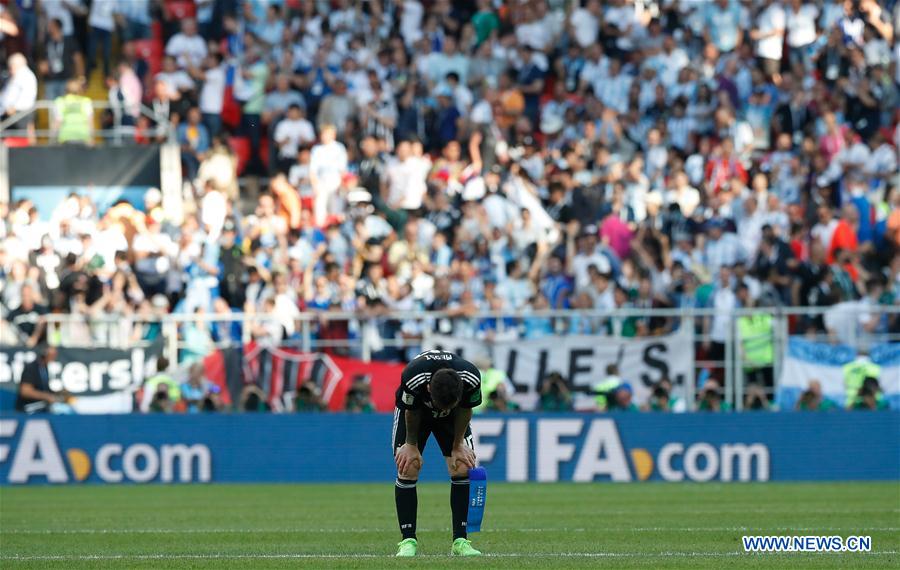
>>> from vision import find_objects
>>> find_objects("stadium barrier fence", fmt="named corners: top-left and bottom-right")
top-left (2, 305), bottom-right (898, 413)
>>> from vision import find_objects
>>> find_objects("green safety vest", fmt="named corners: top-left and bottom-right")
top-left (592, 376), bottom-right (621, 410)
top-left (738, 314), bottom-right (773, 368)
top-left (55, 94), bottom-right (92, 143)
top-left (842, 358), bottom-right (881, 404)
top-left (144, 373), bottom-right (180, 402)
top-left (474, 368), bottom-right (507, 414)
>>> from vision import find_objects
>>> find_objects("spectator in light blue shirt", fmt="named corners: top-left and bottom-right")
top-left (264, 74), bottom-right (306, 125)
top-left (703, 219), bottom-right (746, 275)
top-left (115, 0), bottom-right (151, 40)
top-left (705, 0), bottom-right (743, 53)
top-left (477, 302), bottom-right (518, 341)
top-left (180, 362), bottom-right (217, 413)
top-left (522, 293), bottom-right (554, 339)
top-left (568, 291), bottom-right (599, 334)
top-left (498, 261), bottom-right (534, 311)
top-left (176, 107), bottom-right (210, 180)
top-left (252, 4), bottom-right (285, 48)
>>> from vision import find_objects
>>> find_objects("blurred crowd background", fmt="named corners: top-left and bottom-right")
top-left (1, 0), bottom-right (898, 413)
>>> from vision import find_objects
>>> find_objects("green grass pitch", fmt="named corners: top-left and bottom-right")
top-left (1, 482), bottom-right (898, 568)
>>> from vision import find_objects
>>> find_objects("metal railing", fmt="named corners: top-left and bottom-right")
top-left (4, 305), bottom-right (898, 411)
top-left (0, 99), bottom-right (170, 144)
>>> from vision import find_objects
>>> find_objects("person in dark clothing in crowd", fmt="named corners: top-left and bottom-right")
top-left (15, 345), bottom-right (65, 412)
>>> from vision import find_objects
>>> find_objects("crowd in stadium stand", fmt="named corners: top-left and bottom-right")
top-left (1, 1), bottom-right (899, 412)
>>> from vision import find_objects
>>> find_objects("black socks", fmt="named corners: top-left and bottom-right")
top-left (450, 475), bottom-right (470, 540)
top-left (395, 478), bottom-right (418, 539)
top-left (396, 476), bottom-right (470, 541)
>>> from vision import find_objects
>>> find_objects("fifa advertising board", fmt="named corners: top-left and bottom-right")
top-left (1, 413), bottom-right (897, 485)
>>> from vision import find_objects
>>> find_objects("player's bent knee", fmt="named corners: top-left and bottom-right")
top-left (449, 467), bottom-right (468, 478)
top-left (446, 462), bottom-right (468, 478)
top-left (398, 463), bottom-right (421, 480)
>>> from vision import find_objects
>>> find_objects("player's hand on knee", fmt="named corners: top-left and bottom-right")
top-left (450, 444), bottom-right (476, 472)
top-left (395, 443), bottom-right (422, 478)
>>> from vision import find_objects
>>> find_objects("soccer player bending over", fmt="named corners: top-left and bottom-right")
top-left (392, 350), bottom-right (482, 557)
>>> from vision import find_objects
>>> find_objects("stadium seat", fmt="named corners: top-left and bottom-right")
top-left (130, 39), bottom-right (164, 77)
top-left (2, 137), bottom-right (31, 148)
top-left (258, 136), bottom-right (269, 170)
top-left (151, 21), bottom-right (163, 42)
top-left (163, 0), bottom-right (197, 21)
top-left (228, 136), bottom-right (251, 175)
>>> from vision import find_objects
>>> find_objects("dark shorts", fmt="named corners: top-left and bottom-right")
top-left (392, 407), bottom-right (474, 458)
top-left (758, 57), bottom-right (781, 77)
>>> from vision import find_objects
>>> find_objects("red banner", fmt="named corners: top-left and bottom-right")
top-left (203, 344), bottom-right (403, 412)
top-left (327, 356), bottom-right (404, 412)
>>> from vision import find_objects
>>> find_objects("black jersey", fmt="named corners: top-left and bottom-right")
top-left (395, 350), bottom-right (482, 416)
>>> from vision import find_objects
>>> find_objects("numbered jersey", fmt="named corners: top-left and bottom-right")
top-left (395, 350), bottom-right (482, 417)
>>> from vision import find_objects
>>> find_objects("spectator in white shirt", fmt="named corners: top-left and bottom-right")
top-left (1, 53), bottom-right (38, 137)
top-left (569, 229), bottom-right (612, 292)
top-left (737, 197), bottom-right (766, 254)
top-left (864, 131), bottom-right (897, 192)
top-left (515, 4), bottom-right (550, 51)
top-left (569, 0), bottom-right (601, 48)
top-left (751, 0), bottom-right (785, 82)
top-left (156, 55), bottom-right (195, 101)
top-left (604, 0), bottom-right (643, 54)
top-left (785, 0), bottom-right (818, 69)
top-left (274, 104), bottom-right (316, 173)
top-left (166, 18), bottom-right (208, 70)
top-left (445, 72), bottom-right (472, 115)
top-left (192, 53), bottom-right (226, 137)
top-left (706, 266), bottom-right (737, 370)
top-left (385, 140), bottom-right (432, 212)
top-left (399, 0), bottom-right (424, 47)
top-left (310, 125), bottom-right (349, 227)
top-left (665, 172), bottom-right (701, 217)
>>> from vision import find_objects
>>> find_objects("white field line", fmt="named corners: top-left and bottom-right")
top-left (3, 526), bottom-right (899, 535)
top-left (3, 552), bottom-right (899, 562)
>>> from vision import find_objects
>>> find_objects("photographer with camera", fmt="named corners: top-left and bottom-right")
top-left (539, 372), bottom-right (573, 412)
top-left (796, 380), bottom-right (838, 412)
top-left (851, 377), bottom-right (888, 411)
top-left (346, 374), bottom-right (375, 413)
top-left (645, 382), bottom-right (672, 412)
top-left (697, 379), bottom-right (732, 412)
top-left (296, 379), bottom-right (326, 412)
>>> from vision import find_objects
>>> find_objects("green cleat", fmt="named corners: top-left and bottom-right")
top-left (450, 538), bottom-right (482, 556)
top-left (396, 538), bottom-right (418, 557)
